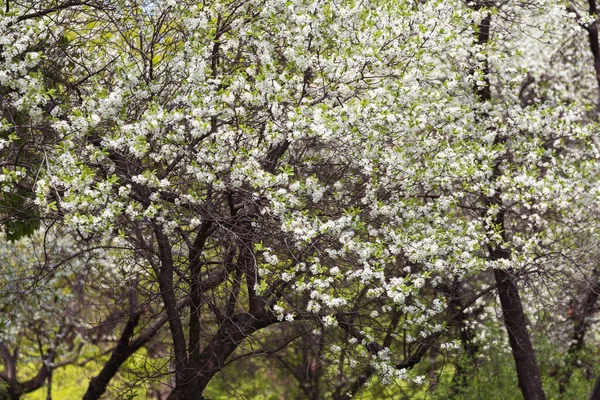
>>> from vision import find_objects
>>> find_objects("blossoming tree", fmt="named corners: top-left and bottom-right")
top-left (2, 0), bottom-right (600, 399)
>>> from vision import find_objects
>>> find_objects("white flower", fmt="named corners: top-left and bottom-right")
top-left (322, 315), bottom-right (337, 328)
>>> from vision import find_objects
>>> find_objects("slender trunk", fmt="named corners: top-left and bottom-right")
top-left (44, 370), bottom-right (51, 400)
top-left (154, 227), bottom-right (189, 392)
top-left (0, 343), bottom-right (19, 400)
top-left (488, 176), bottom-right (545, 400)
top-left (186, 222), bottom-right (213, 398)
top-left (487, 167), bottom-right (545, 400)
top-left (494, 267), bottom-right (545, 400)
top-left (471, 3), bottom-right (546, 399)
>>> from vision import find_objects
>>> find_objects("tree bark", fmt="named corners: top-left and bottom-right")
top-left (488, 168), bottom-right (545, 400)
top-left (470, 3), bottom-right (546, 399)
top-left (167, 312), bottom-right (275, 399)
top-left (493, 267), bottom-right (545, 400)
top-left (154, 227), bottom-right (189, 393)
top-left (590, 373), bottom-right (600, 400)
top-left (185, 221), bottom-right (213, 398)
top-left (0, 343), bottom-right (55, 400)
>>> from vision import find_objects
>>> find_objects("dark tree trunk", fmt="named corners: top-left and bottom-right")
top-left (154, 227), bottom-right (189, 391)
top-left (590, 373), bottom-right (600, 400)
top-left (488, 178), bottom-right (545, 400)
top-left (83, 315), bottom-right (141, 400)
top-left (469, 3), bottom-right (546, 399)
top-left (167, 312), bottom-right (274, 399)
top-left (196, 313), bottom-right (273, 392)
top-left (487, 151), bottom-right (545, 400)
top-left (185, 221), bottom-right (214, 398)
top-left (493, 267), bottom-right (545, 400)
top-left (0, 343), bottom-right (55, 400)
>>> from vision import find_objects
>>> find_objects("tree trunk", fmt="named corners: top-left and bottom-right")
top-left (493, 267), bottom-right (545, 400)
top-left (154, 227), bottom-right (189, 391)
top-left (589, 373), bottom-right (600, 400)
top-left (185, 222), bottom-right (214, 399)
top-left (469, 4), bottom-right (546, 399)
top-left (487, 176), bottom-right (545, 400)
top-left (167, 312), bottom-right (274, 399)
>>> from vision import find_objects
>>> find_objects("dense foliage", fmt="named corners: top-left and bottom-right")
top-left (2, 0), bottom-right (600, 399)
